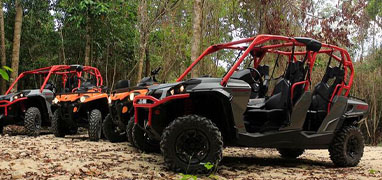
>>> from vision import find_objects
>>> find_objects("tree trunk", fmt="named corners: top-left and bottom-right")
top-left (0, 0), bottom-right (7, 93)
top-left (145, 46), bottom-right (150, 77)
top-left (111, 59), bottom-right (117, 90)
top-left (136, 0), bottom-right (148, 83)
top-left (105, 44), bottom-right (109, 87)
top-left (10, 0), bottom-right (23, 91)
top-left (190, 0), bottom-right (203, 78)
top-left (59, 28), bottom-right (66, 65)
top-left (84, 17), bottom-right (91, 67)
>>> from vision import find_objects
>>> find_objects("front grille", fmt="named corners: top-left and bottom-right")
top-left (0, 107), bottom-right (4, 115)
top-left (149, 90), bottom-right (163, 99)
top-left (0, 102), bottom-right (8, 106)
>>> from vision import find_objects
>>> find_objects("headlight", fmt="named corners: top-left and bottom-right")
top-left (12, 93), bottom-right (24, 101)
top-left (129, 93), bottom-right (135, 101)
top-left (108, 97), bottom-right (112, 104)
top-left (53, 98), bottom-right (59, 104)
top-left (80, 96), bottom-right (87, 102)
top-left (168, 84), bottom-right (186, 96)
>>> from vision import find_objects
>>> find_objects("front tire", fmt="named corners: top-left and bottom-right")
top-left (160, 115), bottom-right (223, 174)
top-left (132, 117), bottom-right (160, 152)
top-left (103, 114), bottom-right (127, 143)
top-left (127, 116), bottom-right (136, 147)
top-left (24, 107), bottom-right (41, 136)
top-left (277, 148), bottom-right (305, 159)
top-left (329, 126), bottom-right (364, 167)
top-left (51, 109), bottom-right (66, 137)
top-left (88, 109), bottom-right (102, 141)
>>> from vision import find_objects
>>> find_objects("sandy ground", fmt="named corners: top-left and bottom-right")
top-left (0, 131), bottom-right (381, 180)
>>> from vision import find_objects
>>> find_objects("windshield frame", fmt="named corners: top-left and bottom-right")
top-left (5, 65), bottom-right (103, 95)
top-left (176, 34), bottom-right (354, 96)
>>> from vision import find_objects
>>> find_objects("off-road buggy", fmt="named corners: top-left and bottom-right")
top-left (52, 66), bottom-right (108, 141)
top-left (133, 35), bottom-right (369, 173)
top-left (0, 65), bottom-right (89, 136)
top-left (103, 67), bottom-right (161, 143)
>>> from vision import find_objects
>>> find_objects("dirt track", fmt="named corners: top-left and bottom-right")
top-left (0, 132), bottom-right (381, 180)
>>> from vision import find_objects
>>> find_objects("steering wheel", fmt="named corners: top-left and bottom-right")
top-left (248, 68), bottom-right (263, 84)
top-left (151, 67), bottom-right (161, 76)
top-left (72, 87), bottom-right (78, 93)
top-left (247, 68), bottom-right (264, 94)
top-left (151, 67), bottom-right (161, 82)
top-left (51, 83), bottom-right (57, 94)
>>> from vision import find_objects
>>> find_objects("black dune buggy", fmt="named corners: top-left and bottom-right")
top-left (103, 67), bottom-right (161, 143)
top-left (133, 35), bottom-right (368, 173)
top-left (51, 66), bottom-right (108, 141)
top-left (0, 65), bottom-right (89, 136)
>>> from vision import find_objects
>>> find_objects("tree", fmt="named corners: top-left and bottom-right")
top-left (0, 0), bottom-right (6, 93)
top-left (367, 0), bottom-right (382, 27)
top-left (136, 0), bottom-right (148, 83)
top-left (10, 0), bottom-right (23, 91)
top-left (135, 0), bottom-right (181, 83)
top-left (190, 0), bottom-right (203, 78)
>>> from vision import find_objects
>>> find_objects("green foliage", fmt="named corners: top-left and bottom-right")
top-left (367, 0), bottom-right (382, 20)
top-left (369, 169), bottom-right (377, 174)
top-left (0, 69), bottom-right (9, 81)
top-left (203, 162), bottom-right (214, 170)
top-left (179, 173), bottom-right (197, 180)
top-left (0, 66), bottom-right (12, 81)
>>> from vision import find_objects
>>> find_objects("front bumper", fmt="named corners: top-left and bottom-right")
top-left (55, 101), bottom-right (80, 124)
top-left (0, 98), bottom-right (27, 117)
top-left (133, 93), bottom-right (190, 126)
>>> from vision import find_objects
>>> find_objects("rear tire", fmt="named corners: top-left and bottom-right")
top-left (329, 126), bottom-right (364, 167)
top-left (132, 117), bottom-right (159, 152)
top-left (51, 109), bottom-right (66, 137)
top-left (88, 109), bottom-right (102, 141)
top-left (103, 114), bottom-right (127, 143)
top-left (277, 148), bottom-right (305, 159)
top-left (160, 114), bottom-right (223, 174)
top-left (127, 116), bottom-right (136, 147)
top-left (24, 107), bottom-right (41, 136)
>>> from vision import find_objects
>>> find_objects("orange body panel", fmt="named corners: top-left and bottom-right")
top-left (109, 89), bottom-right (148, 101)
top-left (56, 89), bottom-right (108, 103)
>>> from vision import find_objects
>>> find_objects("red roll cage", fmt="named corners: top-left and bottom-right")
top-left (134, 34), bottom-right (354, 126)
top-left (5, 65), bottom-right (103, 95)
top-left (177, 34), bottom-right (354, 98)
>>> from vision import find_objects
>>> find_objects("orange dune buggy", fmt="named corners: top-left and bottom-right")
top-left (103, 67), bottom-right (161, 143)
top-left (51, 66), bottom-right (109, 141)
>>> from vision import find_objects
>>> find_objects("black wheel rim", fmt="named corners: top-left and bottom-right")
top-left (35, 114), bottom-right (41, 130)
top-left (175, 129), bottom-right (210, 164)
top-left (97, 119), bottom-right (102, 138)
top-left (346, 135), bottom-right (360, 159)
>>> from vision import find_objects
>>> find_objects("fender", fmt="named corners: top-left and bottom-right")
top-left (110, 89), bottom-right (148, 101)
top-left (189, 90), bottom-right (237, 139)
top-left (26, 95), bottom-right (51, 121)
top-left (317, 96), bottom-right (348, 133)
top-left (82, 93), bottom-right (108, 103)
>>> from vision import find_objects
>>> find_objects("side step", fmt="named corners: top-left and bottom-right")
top-left (236, 130), bottom-right (334, 149)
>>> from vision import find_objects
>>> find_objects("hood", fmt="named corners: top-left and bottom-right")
top-left (147, 82), bottom-right (182, 91)
top-left (0, 93), bottom-right (16, 101)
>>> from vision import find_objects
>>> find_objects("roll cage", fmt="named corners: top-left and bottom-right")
top-left (177, 34), bottom-right (354, 99)
top-left (5, 65), bottom-right (103, 95)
